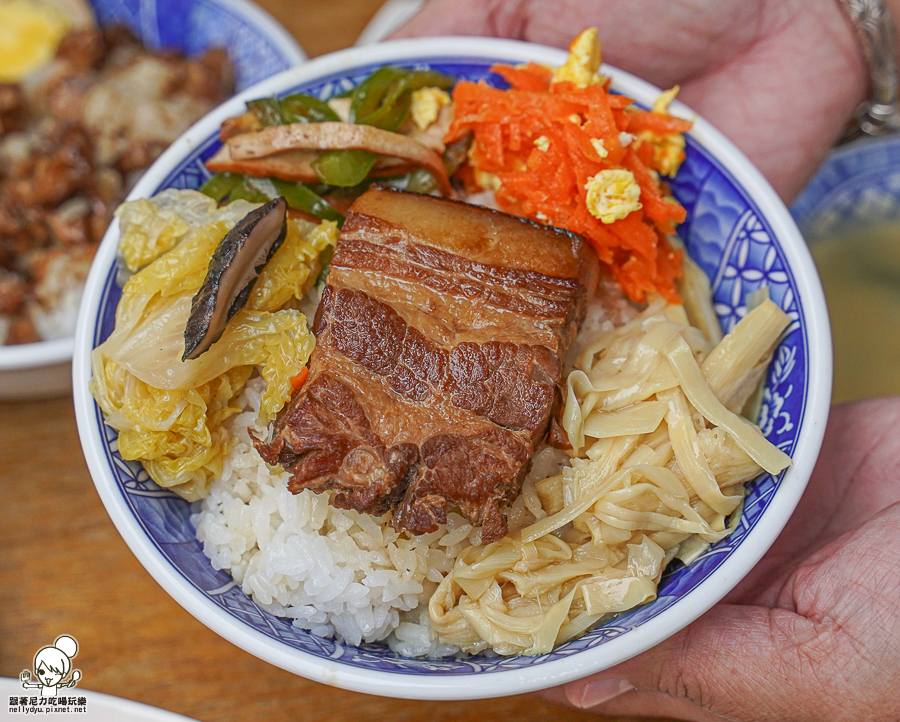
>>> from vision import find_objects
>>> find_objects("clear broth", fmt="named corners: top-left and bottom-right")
top-left (810, 222), bottom-right (900, 403)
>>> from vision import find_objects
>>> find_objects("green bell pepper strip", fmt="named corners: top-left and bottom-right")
top-left (349, 66), bottom-right (408, 127)
top-left (318, 67), bottom-right (455, 188)
top-left (359, 90), bottom-right (411, 132)
top-left (227, 176), bottom-right (276, 204)
top-left (312, 149), bottom-right (379, 187)
top-left (199, 172), bottom-right (241, 203)
top-left (236, 176), bottom-right (344, 225)
top-left (350, 67), bottom-right (455, 131)
top-left (404, 168), bottom-right (437, 194)
top-left (269, 179), bottom-right (344, 225)
top-left (279, 94), bottom-right (341, 124)
top-left (247, 97), bottom-right (284, 127)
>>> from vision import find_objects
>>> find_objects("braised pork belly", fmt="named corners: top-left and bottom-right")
top-left (255, 187), bottom-right (600, 542)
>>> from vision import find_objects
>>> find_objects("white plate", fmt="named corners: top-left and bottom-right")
top-left (354, 0), bottom-right (425, 44)
top-left (1, 678), bottom-right (199, 722)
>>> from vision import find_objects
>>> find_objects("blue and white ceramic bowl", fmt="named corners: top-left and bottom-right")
top-left (789, 135), bottom-right (900, 402)
top-left (0, 0), bottom-right (304, 401)
top-left (72, 38), bottom-right (832, 700)
top-left (88, 0), bottom-right (306, 90)
top-left (791, 135), bottom-right (900, 237)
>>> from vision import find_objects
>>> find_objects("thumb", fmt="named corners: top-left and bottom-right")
top-left (564, 604), bottom-right (825, 722)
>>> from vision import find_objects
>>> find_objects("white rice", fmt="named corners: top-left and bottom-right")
top-left (31, 283), bottom-right (85, 341)
top-left (191, 376), bottom-right (513, 655)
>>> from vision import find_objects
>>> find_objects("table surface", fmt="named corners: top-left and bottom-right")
top-left (0, 2), bottom-right (664, 721)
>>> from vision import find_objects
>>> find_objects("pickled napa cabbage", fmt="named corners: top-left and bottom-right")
top-left (90, 189), bottom-right (337, 501)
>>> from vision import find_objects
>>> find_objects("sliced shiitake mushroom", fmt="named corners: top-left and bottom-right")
top-left (182, 196), bottom-right (288, 361)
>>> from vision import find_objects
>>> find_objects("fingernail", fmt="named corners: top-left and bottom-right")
top-left (567, 678), bottom-right (635, 708)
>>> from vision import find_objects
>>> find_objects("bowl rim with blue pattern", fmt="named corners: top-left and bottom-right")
top-left (0, 0), bottom-right (305, 400)
top-left (791, 134), bottom-right (900, 239)
top-left (72, 37), bottom-right (832, 700)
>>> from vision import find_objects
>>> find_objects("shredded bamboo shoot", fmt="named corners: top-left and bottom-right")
top-left (429, 289), bottom-right (791, 656)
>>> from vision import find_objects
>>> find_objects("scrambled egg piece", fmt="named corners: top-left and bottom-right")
top-left (0, 0), bottom-right (92, 82)
top-left (474, 168), bottom-right (502, 192)
top-left (468, 140), bottom-right (504, 192)
top-left (643, 132), bottom-right (685, 177)
top-left (534, 135), bottom-right (550, 152)
top-left (590, 138), bottom-right (609, 158)
top-left (584, 169), bottom-right (642, 223)
top-left (652, 85), bottom-right (680, 115)
top-left (0, 0), bottom-right (67, 82)
top-left (410, 87), bottom-right (451, 130)
top-left (553, 27), bottom-right (603, 87)
top-left (635, 85), bottom-right (687, 176)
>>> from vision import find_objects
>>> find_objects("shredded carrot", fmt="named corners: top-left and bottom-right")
top-left (491, 62), bottom-right (554, 92)
top-left (625, 108), bottom-right (693, 135)
top-left (289, 366), bottom-right (309, 393)
top-left (446, 66), bottom-right (692, 302)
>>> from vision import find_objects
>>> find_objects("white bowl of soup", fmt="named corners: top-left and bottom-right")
top-left (792, 134), bottom-right (900, 402)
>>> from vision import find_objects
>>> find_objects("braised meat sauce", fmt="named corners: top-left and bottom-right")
top-left (0, 25), bottom-right (233, 344)
top-left (255, 187), bottom-right (600, 542)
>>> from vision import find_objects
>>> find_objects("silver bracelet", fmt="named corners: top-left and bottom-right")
top-left (837, 0), bottom-right (900, 140)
